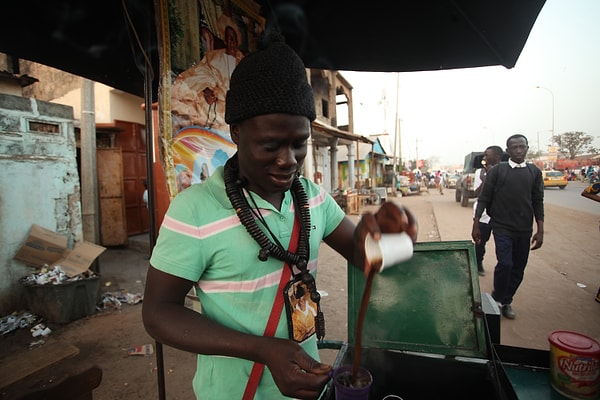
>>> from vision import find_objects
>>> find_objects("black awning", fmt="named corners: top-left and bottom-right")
top-left (0, 0), bottom-right (546, 99)
top-left (311, 120), bottom-right (373, 147)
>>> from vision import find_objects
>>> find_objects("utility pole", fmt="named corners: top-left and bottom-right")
top-left (80, 79), bottom-right (99, 245)
top-left (536, 85), bottom-right (555, 142)
top-left (415, 139), bottom-right (419, 167)
top-left (393, 73), bottom-right (400, 173)
top-left (379, 89), bottom-right (388, 134)
top-left (396, 118), bottom-right (402, 171)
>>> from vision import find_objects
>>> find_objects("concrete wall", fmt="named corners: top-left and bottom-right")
top-left (52, 83), bottom-right (145, 125)
top-left (20, 60), bottom-right (81, 101)
top-left (0, 93), bottom-right (82, 314)
top-left (15, 57), bottom-right (145, 125)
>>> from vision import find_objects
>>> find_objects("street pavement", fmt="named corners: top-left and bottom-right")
top-left (399, 185), bottom-right (600, 352)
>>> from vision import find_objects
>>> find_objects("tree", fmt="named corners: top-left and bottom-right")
top-left (528, 149), bottom-right (543, 160)
top-left (552, 131), bottom-right (599, 160)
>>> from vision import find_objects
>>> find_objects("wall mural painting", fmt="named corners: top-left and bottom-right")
top-left (157, 0), bottom-right (265, 198)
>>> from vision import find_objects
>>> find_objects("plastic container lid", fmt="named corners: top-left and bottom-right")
top-left (548, 330), bottom-right (600, 355)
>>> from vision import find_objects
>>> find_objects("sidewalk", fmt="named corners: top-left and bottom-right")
top-left (97, 236), bottom-right (150, 293)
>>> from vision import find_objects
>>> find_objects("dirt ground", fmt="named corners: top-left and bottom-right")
top-left (1, 184), bottom-right (599, 400)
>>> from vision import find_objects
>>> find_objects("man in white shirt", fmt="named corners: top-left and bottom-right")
top-left (472, 135), bottom-right (544, 320)
top-left (472, 146), bottom-right (503, 276)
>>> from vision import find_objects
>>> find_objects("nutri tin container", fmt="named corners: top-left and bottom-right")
top-left (548, 330), bottom-right (600, 400)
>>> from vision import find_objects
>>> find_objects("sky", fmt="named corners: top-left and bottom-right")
top-left (338, 0), bottom-right (600, 168)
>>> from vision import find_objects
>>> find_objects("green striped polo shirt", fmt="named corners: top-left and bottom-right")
top-left (150, 166), bottom-right (345, 399)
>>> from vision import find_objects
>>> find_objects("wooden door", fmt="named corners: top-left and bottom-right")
top-left (97, 148), bottom-right (128, 246)
top-left (115, 120), bottom-right (148, 236)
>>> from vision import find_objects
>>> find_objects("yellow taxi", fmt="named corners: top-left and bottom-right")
top-left (542, 170), bottom-right (568, 189)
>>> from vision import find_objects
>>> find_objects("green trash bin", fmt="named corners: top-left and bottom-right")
top-left (22, 276), bottom-right (100, 324)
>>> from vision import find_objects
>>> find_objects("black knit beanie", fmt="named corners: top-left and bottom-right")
top-left (225, 33), bottom-right (316, 124)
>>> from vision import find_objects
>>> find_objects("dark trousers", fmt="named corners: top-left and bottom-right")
top-left (492, 232), bottom-right (531, 305)
top-left (475, 221), bottom-right (492, 269)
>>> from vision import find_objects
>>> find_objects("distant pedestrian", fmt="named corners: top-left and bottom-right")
top-left (472, 134), bottom-right (544, 319)
top-left (472, 145), bottom-right (503, 276)
top-left (437, 171), bottom-right (444, 195)
top-left (580, 180), bottom-right (600, 303)
top-left (142, 179), bottom-right (149, 208)
top-left (587, 166), bottom-right (596, 181)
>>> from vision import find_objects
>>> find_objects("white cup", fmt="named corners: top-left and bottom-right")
top-left (364, 232), bottom-right (413, 272)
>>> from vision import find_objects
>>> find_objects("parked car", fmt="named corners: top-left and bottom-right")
top-left (542, 170), bottom-right (568, 189)
top-left (455, 152), bottom-right (484, 207)
top-left (456, 151), bottom-right (509, 206)
top-left (445, 174), bottom-right (460, 189)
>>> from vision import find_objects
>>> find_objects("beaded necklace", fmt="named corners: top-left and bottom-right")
top-left (224, 154), bottom-right (325, 339)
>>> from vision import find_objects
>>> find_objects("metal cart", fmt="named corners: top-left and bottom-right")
top-left (319, 241), bottom-right (567, 400)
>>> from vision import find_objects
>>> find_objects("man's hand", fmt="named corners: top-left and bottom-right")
top-left (264, 338), bottom-right (332, 400)
top-left (354, 202), bottom-right (418, 277)
top-left (531, 231), bottom-right (544, 250)
top-left (531, 221), bottom-right (544, 250)
top-left (471, 220), bottom-right (481, 245)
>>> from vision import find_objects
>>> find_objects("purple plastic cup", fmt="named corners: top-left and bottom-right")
top-left (332, 365), bottom-right (373, 400)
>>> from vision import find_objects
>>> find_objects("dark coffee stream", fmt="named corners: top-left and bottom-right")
top-left (351, 261), bottom-right (380, 383)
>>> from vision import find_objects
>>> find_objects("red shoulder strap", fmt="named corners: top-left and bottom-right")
top-left (242, 217), bottom-right (301, 400)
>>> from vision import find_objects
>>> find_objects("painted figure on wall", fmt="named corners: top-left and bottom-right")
top-left (171, 16), bottom-right (245, 133)
top-left (163, 3), bottom-right (264, 194)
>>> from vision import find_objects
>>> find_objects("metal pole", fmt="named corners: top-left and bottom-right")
top-left (536, 86), bottom-right (555, 141)
top-left (143, 48), bottom-right (166, 400)
top-left (393, 73), bottom-right (400, 173)
top-left (398, 118), bottom-right (402, 171)
top-left (122, 0), bottom-right (163, 396)
top-left (415, 139), bottom-right (419, 169)
top-left (355, 138), bottom-right (360, 192)
top-left (536, 86), bottom-right (556, 169)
